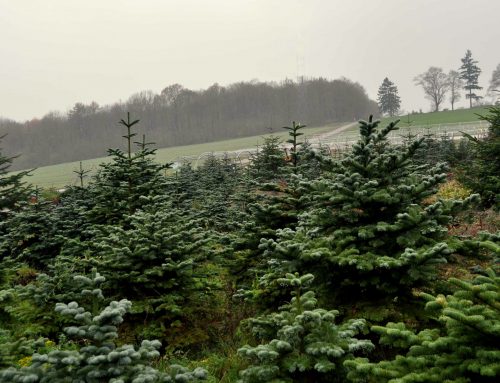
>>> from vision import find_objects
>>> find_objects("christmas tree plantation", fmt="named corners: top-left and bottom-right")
top-left (0, 112), bottom-right (497, 383)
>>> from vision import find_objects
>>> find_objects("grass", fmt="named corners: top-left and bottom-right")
top-left (379, 106), bottom-right (489, 127)
top-left (15, 106), bottom-right (493, 188)
top-left (329, 106), bottom-right (491, 142)
top-left (17, 123), bottom-right (341, 188)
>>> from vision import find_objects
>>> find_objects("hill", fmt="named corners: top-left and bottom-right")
top-left (15, 106), bottom-right (493, 188)
top-left (1, 77), bottom-right (378, 171)
top-left (15, 123), bottom-right (341, 188)
top-left (379, 106), bottom-right (489, 126)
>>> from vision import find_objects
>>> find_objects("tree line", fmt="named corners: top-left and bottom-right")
top-left (377, 49), bottom-right (500, 115)
top-left (1, 77), bottom-right (378, 171)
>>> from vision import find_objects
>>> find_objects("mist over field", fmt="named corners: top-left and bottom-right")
top-left (1, 0), bottom-right (500, 170)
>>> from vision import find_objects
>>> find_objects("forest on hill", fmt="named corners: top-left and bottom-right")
top-left (1, 77), bottom-right (378, 171)
top-left (0, 105), bottom-right (498, 382)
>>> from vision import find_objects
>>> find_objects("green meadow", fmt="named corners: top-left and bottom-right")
top-left (17, 123), bottom-right (341, 188)
top-left (15, 107), bottom-right (492, 188)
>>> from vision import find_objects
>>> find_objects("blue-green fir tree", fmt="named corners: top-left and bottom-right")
top-left (0, 271), bottom-right (207, 382)
top-left (238, 273), bottom-right (373, 383)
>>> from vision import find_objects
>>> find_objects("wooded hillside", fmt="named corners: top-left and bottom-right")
top-left (1, 77), bottom-right (378, 170)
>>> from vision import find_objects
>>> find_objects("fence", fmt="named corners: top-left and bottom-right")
top-left (172, 121), bottom-right (490, 166)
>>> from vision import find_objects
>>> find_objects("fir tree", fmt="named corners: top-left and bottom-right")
top-left (238, 273), bottom-right (373, 383)
top-left (0, 271), bottom-right (207, 382)
top-left (65, 200), bottom-right (215, 347)
top-left (346, 256), bottom-right (500, 383)
top-left (231, 126), bottom-right (320, 298)
top-left (249, 136), bottom-right (288, 183)
top-left (459, 49), bottom-right (482, 108)
top-left (0, 189), bottom-right (61, 269)
top-left (0, 135), bottom-right (31, 219)
top-left (193, 153), bottom-right (242, 230)
top-left (377, 78), bottom-right (401, 117)
top-left (261, 117), bottom-right (477, 305)
top-left (283, 121), bottom-right (306, 172)
top-left (88, 113), bottom-right (170, 225)
top-left (459, 105), bottom-right (500, 208)
top-left (73, 161), bottom-right (91, 188)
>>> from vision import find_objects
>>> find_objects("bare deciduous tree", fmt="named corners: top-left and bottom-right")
top-left (488, 63), bottom-right (500, 103)
top-left (414, 67), bottom-right (450, 112)
top-left (448, 70), bottom-right (463, 111)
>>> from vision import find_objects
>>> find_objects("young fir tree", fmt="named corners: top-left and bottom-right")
top-left (248, 136), bottom-right (288, 183)
top-left (0, 257), bottom-right (97, 343)
top-left (0, 271), bottom-right (207, 382)
top-left (193, 153), bottom-right (242, 230)
top-left (0, 189), bottom-right (61, 270)
top-left (283, 121), bottom-right (306, 172)
top-left (166, 162), bottom-right (199, 209)
top-left (346, 246), bottom-right (500, 383)
top-left (88, 113), bottom-right (170, 225)
top-left (0, 135), bottom-right (31, 219)
top-left (239, 124), bottom-right (310, 246)
top-left (459, 49), bottom-right (482, 109)
top-left (63, 200), bottom-right (215, 347)
top-left (261, 117), bottom-right (477, 305)
top-left (231, 125), bottom-right (318, 297)
top-left (459, 105), bottom-right (500, 209)
top-left (238, 273), bottom-right (373, 383)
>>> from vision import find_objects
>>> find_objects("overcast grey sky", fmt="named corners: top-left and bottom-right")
top-left (1, 0), bottom-right (499, 121)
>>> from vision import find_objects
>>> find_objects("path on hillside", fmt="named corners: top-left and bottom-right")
top-left (178, 119), bottom-right (489, 166)
top-left (229, 122), bottom-right (358, 155)
top-left (306, 121), bottom-right (358, 144)
top-left (176, 122), bottom-right (359, 166)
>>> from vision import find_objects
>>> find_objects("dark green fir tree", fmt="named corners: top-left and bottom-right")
top-left (248, 136), bottom-right (288, 183)
top-left (88, 113), bottom-right (171, 225)
top-left (459, 49), bottom-right (482, 108)
top-left (261, 116), bottom-right (477, 308)
top-left (377, 78), bottom-right (401, 117)
top-left (0, 135), bottom-right (31, 220)
top-left (65, 200), bottom-right (216, 347)
top-left (346, 244), bottom-right (500, 383)
top-left (0, 188), bottom-right (61, 270)
top-left (459, 105), bottom-right (500, 208)
top-left (230, 125), bottom-right (317, 297)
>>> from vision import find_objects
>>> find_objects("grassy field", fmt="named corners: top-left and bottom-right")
top-left (15, 107), bottom-right (493, 188)
top-left (329, 106), bottom-right (490, 141)
top-left (17, 123), bottom-right (341, 188)
top-left (379, 106), bottom-right (489, 127)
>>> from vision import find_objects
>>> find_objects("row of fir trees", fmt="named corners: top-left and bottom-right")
top-left (0, 106), bottom-right (498, 382)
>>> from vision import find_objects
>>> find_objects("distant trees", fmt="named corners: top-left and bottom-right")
top-left (0, 77), bottom-right (378, 171)
top-left (377, 77), bottom-right (401, 116)
top-left (459, 49), bottom-right (482, 108)
top-left (488, 63), bottom-right (500, 102)
top-left (447, 70), bottom-right (463, 111)
top-left (414, 67), bottom-right (450, 112)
